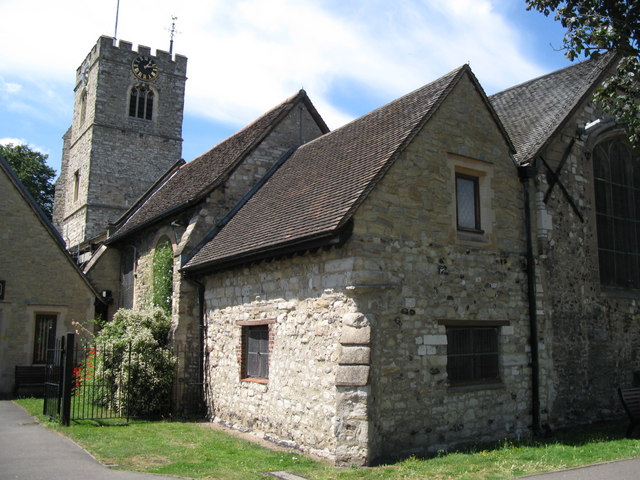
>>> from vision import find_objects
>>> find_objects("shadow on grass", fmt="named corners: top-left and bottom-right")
top-left (372, 420), bottom-right (632, 467)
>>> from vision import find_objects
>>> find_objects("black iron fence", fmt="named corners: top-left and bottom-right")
top-left (43, 333), bottom-right (203, 424)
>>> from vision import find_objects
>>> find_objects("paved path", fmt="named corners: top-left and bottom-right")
top-left (0, 400), bottom-right (188, 480)
top-left (511, 457), bottom-right (640, 480)
top-left (1, 400), bottom-right (638, 480)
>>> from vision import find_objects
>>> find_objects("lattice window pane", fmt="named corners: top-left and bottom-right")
top-left (456, 175), bottom-right (479, 230)
top-left (244, 325), bottom-right (269, 379)
top-left (594, 139), bottom-right (640, 288)
top-left (33, 314), bottom-right (56, 364)
top-left (447, 327), bottom-right (499, 384)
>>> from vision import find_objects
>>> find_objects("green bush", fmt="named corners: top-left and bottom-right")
top-left (93, 308), bottom-right (175, 417)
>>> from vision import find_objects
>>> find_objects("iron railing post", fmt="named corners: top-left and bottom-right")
top-left (60, 333), bottom-right (75, 426)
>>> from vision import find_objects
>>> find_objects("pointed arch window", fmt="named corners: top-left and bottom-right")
top-left (593, 138), bottom-right (640, 289)
top-left (129, 84), bottom-right (154, 120)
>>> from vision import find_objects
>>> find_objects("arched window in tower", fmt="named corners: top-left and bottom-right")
top-left (79, 89), bottom-right (87, 124)
top-left (129, 84), bottom-right (154, 120)
top-left (593, 138), bottom-right (640, 288)
top-left (73, 170), bottom-right (80, 202)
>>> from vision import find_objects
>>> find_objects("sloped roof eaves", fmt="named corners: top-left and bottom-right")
top-left (110, 90), bottom-right (317, 241)
top-left (490, 53), bottom-right (617, 164)
top-left (0, 155), bottom-right (101, 300)
top-left (184, 66), bottom-right (471, 271)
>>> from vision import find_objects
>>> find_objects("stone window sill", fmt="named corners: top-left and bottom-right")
top-left (241, 377), bottom-right (268, 385)
top-left (456, 230), bottom-right (488, 244)
top-left (448, 381), bottom-right (504, 393)
top-left (599, 286), bottom-right (640, 299)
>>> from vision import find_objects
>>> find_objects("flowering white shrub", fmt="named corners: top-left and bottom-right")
top-left (93, 307), bottom-right (175, 417)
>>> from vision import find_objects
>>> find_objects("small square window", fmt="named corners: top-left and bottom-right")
top-left (446, 326), bottom-right (499, 385)
top-left (456, 173), bottom-right (481, 232)
top-left (242, 325), bottom-right (269, 380)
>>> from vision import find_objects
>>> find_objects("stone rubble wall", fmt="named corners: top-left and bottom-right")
top-left (533, 98), bottom-right (640, 427)
top-left (201, 249), bottom-right (365, 463)
top-left (111, 101), bottom-right (326, 411)
top-left (348, 75), bottom-right (532, 461)
top-left (198, 74), bottom-right (534, 465)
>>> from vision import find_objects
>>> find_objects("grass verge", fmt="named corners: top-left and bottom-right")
top-left (15, 398), bottom-right (640, 480)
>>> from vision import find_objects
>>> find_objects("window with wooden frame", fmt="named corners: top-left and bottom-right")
top-left (241, 324), bottom-right (270, 381)
top-left (593, 138), bottom-right (640, 289)
top-left (455, 172), bottom-right (482, 232)
top-left (33, 313), bottom-right (57, 364)
top-left (446, 325), bottom-right (500, 385)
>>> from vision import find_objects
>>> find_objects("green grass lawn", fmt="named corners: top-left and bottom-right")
top-left (15, 398), bottom-right (640, 480)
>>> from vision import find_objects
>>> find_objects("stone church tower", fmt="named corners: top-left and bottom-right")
top-left (53, 36), bottom-right (187, 251)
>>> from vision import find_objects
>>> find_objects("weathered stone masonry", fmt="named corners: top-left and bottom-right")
top-left (199, 75), bottom-right (534, 465)
top-left (533, 98), bottom-right (640, 427)
top-left (54, 36), bottom-right (187, 248)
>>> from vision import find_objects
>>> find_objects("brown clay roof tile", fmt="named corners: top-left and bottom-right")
top-left (490, 53), bottom-right (616, 165)
top-left (184, 65), bottom-right (494, 271)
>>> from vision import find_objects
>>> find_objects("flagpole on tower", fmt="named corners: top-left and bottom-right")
top-left (114, 0), bottom-right (121, 43)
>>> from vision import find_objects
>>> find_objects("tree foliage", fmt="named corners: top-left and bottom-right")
top-left (0, 143), bottom-right (56, 218)
top-left (526, 1), bottom-right (640, 145)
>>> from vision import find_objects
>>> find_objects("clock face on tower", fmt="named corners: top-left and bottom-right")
top-left (132, 56), bottom-right (158, 81)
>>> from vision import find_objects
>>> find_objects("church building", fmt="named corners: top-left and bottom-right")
top-left (51, 36), bottom-right (640, 465)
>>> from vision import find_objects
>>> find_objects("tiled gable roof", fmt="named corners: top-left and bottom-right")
top-left (109, 89), bottom-right (328, 241)
top-left (490, 53), bottom-right (616, 165)
top-left (184, 65), bottom-right (501, 272)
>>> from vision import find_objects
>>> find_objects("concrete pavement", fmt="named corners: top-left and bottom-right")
top-left (1, 399), bottom-right (638, 480)
top-left (0, 400), bottom-right (188, 480)
top-left (511, 457), bottom-right (640, 480)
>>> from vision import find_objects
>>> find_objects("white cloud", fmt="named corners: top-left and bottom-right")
top-left (0, 138), bottom-right (50, 158)
top-left (0, 137), bottom-right (24, 146)
top-left (0, 0), bottom-right (561, 153)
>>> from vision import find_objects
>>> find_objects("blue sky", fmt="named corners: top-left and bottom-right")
top-left (0, 0), bottom-right (572, 176)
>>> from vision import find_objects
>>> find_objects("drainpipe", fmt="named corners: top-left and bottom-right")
top-left (518, 161), bottom-right (541, 435)
top-left (185, 274), bottom-right (206, 416)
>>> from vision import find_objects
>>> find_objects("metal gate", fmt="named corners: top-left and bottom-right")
top-left (43, 333), bottom-right (204, 424)
top-left (43, 333), bottom-right (74, 425)
top-left (43, 333), bottom-right (133, 425)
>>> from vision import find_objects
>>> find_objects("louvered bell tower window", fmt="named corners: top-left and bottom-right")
top-left (129, 85), bottom-right (154, 120)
